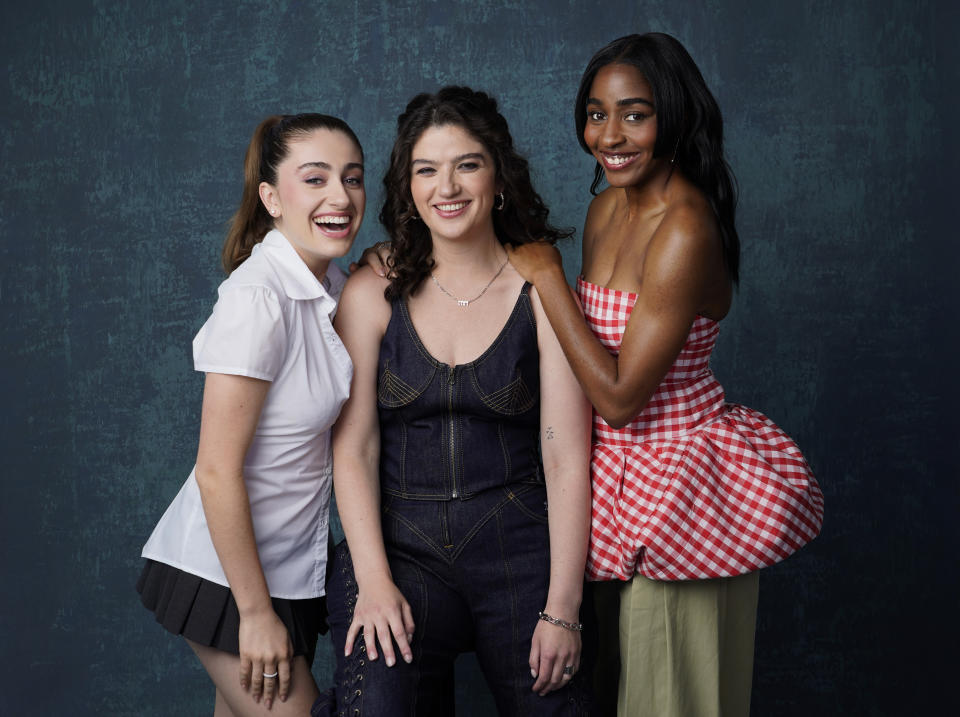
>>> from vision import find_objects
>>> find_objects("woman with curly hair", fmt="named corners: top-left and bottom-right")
top-left (507, 33), bottom-right (824, 717)
top-left (318, 87), bottom-right (593, 716)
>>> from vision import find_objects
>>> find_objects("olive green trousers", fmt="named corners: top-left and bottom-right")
top-left (611, 571), bottom-right (760, 717)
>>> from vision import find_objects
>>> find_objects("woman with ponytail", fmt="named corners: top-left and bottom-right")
top-left (506, 33), bottom-right (824, 716)
top-left (137, 113), bottom-right (366, 716)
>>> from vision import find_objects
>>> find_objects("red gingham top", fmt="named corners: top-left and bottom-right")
top-left (577, 277), bottom-right (824, 581)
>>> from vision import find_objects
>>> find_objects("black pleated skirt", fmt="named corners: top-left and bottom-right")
top-left (136, 559), bottom-right (327, 665)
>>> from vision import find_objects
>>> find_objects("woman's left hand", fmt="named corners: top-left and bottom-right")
top-left (505, 241), bottom-right (564, 284)
top-left (348, 241), bottom-right (392, 277)
top-left (528, 617), bottom-right (582, 696)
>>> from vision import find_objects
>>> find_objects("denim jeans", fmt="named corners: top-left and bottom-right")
top-left (318, 483), bottom-right (592, 716)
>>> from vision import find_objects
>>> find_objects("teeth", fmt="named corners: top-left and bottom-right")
top-left (314, 215), bottom-right (350, 225)
top-left (436, 201), bottom-right (467, 211)
top-left (605, 155), bottom-right (633, 166)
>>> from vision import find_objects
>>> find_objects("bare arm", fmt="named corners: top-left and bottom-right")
top-left (194, 372), bottom-right (291, 707)
top-left (332, 267), bottom-right (414, 666)
top-left (527, 287), bottom-right (593, 696)
top-left (507, 206), bottom-right (722, 429)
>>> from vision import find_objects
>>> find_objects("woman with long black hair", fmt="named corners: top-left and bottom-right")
top-left (507, 33), bottom-right (824, 717)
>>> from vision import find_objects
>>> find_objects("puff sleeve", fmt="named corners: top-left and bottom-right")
top-left (192, 285), bottom-right (286, 381)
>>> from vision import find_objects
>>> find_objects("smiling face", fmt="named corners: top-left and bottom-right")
top-left (259, 128), bottom-right (365, 275)
top-left (409, 123), bottom-right (499, 246)
top-left (583, 63), bottom-right (663, 188)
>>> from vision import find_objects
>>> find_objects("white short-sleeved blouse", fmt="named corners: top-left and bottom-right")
top-left (141, 229), bottom-right (353, 599)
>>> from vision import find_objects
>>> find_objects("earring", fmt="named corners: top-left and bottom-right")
top-left (670, 136), bottom-right (681, 165)
top-left (494, 192), bottom-right (505, 211)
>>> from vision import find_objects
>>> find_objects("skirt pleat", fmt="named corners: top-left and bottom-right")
top-left (137, 559), bottom-right (326, 664)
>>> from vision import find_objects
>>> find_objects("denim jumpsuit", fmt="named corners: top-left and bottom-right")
top-left (321, 284), bottom-right (591, 716)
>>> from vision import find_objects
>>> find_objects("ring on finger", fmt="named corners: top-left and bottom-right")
top-left (263, 671), bottom-right (279, 679)
top-left (562, 665), bottom-right (575, 676)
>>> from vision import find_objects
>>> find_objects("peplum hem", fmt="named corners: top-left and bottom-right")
top-left (586, 403), bottom-right (823, 581)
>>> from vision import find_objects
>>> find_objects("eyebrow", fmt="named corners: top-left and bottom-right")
top-left (587, 96), bottom-right (655, 108)
top-left (297, 161), bottom-right (364, 171)
top-left (411, 152), bottom-right (486, 166)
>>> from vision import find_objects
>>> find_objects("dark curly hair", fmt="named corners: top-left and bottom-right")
top-left (380, 86), bottom-right (572, 300)
top-left (574, 33), bottom-right (740, 284)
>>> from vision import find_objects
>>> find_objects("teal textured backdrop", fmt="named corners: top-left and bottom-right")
top-left (2, 1), bottom-right (956, 714)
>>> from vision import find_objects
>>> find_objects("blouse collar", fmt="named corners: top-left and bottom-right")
top-left (256, 229), bottom-right (340, 308)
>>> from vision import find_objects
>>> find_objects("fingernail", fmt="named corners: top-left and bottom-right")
top-left (404, 653), bottom-right (412, 663)
top-left (531, 669), bottom-right (537, 678)
top-left (386, 656), bottom-right (395, 667)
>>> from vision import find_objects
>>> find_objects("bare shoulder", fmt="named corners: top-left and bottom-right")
top-left (651, 189), bottom-right (721, 261)
top-left (640, 187), bottom-right (727, 308)
top-left (338, 266), bottom-right (392, 327)
top-left (584, 187), bottom-right (619, 233)
top-left (583, 187), bottom-right (620, 264)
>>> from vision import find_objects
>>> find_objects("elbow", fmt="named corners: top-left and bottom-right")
top-left (596, 400), bottom-right (642, 430)
top-left (194, 463), bottom-right (234, 495)
top-left (593, 386), bottom-right (652, 429)
top-left (598, 412), bottom-right (632, 430)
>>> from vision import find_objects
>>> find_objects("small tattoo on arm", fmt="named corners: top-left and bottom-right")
top-left (545, 427), bottom-right (555, 440)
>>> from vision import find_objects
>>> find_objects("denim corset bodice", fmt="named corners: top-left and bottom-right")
top-left (377, 284), bottom-right (542, 500)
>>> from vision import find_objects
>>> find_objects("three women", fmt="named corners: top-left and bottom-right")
top-left (140, 30), bottom-right (823, 717)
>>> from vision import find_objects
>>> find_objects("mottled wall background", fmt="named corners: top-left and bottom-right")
top-left (2, 0), bottom-right (956, 714)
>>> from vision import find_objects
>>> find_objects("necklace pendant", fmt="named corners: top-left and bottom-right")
top-left (457, 299), bottom-right (469, 307)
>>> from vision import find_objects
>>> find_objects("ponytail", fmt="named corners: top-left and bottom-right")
top-left (220, 113), bottom-right (364, 274)
top-left (222, 116), bottom-right (282, 273)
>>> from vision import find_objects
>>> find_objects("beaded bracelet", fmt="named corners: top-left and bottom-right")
top-left (538, 610), bottom-right (583, 632)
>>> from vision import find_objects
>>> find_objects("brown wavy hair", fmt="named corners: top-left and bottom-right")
top-left (379, 86), bottom-right (572, 300)
top-left (221, 113), bottom-right (363, 273)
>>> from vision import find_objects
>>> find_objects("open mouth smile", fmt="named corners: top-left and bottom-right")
top-left (599, 152), bottom-right (640, 171)
top-left (312, 214), bottom-right (353, 237)
top-left (433, 200), bottom-right (471, 218)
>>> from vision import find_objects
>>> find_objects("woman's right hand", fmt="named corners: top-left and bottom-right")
top-left (238, 607), bottom-right (294, 709)
top-left (345, 574), bottom-right (415, 666)
top-left (505, 241), bottom-right (565, 285)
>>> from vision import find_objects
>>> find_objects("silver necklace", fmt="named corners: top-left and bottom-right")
top-left (431, 257), bottom-right (509, 307)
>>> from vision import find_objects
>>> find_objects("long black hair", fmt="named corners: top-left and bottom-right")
top-left (380, 86), bottom-right (571, 300)
top-left (574, 33), bottom-right (740, 283)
